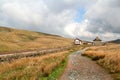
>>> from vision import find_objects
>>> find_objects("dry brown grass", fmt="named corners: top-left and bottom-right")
top-left (82, 44), bottom-right (120, 73)
top-left (83, 51), bottom-right (105, 60)
top-left (0, 51), bottom-right (68, 80)
top-left (0, 27), bottom-right (72, 53)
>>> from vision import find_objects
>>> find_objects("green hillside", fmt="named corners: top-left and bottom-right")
top-left (0, 26), bottom-right (72, 53)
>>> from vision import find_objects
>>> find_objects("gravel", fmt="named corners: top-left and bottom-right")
top-left (59, 49), bottom-right (113, 80)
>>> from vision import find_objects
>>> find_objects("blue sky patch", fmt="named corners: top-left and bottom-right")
top-left (74, 8), bottom-right (86, 22)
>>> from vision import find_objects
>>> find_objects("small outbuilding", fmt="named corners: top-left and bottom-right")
top-left (74, 38), bottom-right (82, 45)
top-left (93, 36), bottom-right (102, 46)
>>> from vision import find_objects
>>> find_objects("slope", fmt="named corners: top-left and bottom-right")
top-left (107, 39), bottom-right (120, 44)
top-left (0, 26), bottom-right (72, 53)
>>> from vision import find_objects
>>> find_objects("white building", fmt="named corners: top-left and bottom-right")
top-left (74, 38), bottom-right (82, 45)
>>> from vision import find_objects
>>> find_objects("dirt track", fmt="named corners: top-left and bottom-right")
top-left (59, 50), bottom-right (113, 80)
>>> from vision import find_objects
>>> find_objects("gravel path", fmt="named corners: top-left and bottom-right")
top-left (59, 49), bottom-right (113, 80)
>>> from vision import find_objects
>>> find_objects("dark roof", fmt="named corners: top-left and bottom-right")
top-left (75, 38), bottom-right (82, 41)
top-left (93, 36), bottom-right (102, 41)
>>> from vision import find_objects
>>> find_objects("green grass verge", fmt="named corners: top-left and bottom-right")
top-left (39, 53), bottom-right (69, 80)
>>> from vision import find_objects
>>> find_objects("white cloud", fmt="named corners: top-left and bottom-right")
top-left (64, 20), bottom-right (96, 40)
top-left (0, 0), bottom-right (119, 41)
top-left (85, 0), bottom-right (120, 34)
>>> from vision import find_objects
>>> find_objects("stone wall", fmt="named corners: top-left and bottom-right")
top-left (0, 47), bottom-right (71, 62)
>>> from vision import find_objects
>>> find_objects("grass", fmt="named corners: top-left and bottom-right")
top-left (0, 26), bottom-right (72, 53)
top-left (82, 44), bottom-right (120, 80)
top-left (40, 53), bottom-right (69, 80)
top-left (0, 51), bottom-right (70, 80)
top-left (0, 44), bottom-right (82, 80)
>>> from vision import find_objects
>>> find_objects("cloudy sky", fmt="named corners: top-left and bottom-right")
top-left (0, 0), bottom-right (120, 41)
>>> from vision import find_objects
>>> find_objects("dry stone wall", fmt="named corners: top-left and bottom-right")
top-left (0, 47), bottom-right (71, 62)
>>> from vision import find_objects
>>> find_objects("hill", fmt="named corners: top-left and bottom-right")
top-left (0, 26), bottom-right (72, 53)
top-left (107, 39), bottom-right (120, 44)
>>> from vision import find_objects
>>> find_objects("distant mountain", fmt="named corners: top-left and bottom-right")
top-left (107, 39), bottom-right (120, 44)
top-left (0, 26), bottom-right (72, 53)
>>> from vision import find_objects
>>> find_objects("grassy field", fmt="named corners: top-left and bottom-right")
top-left (0, 51), bottom-right (70, 80)
top-left (0, 26), bottom-right (84, 80)
top-left (82, 44), bottom-right (120, 80)
top-left (0, 26), bottom-right (72, 53)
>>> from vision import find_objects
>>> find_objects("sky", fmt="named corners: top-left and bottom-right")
top-left (0, 0), bottom-right (120, 41)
